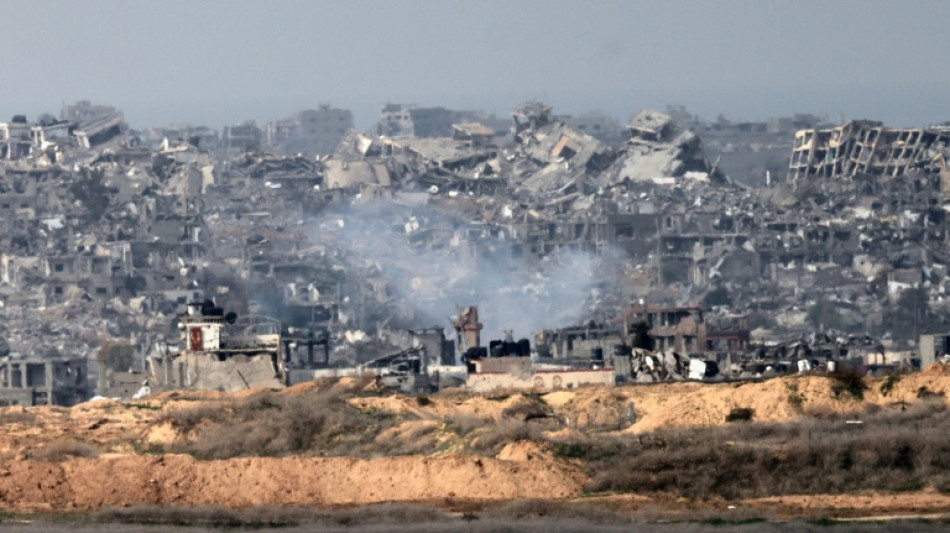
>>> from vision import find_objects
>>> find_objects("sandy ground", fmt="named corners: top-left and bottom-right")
top-left (745, 491), bottom-right (950, 519)
top-left (1, 372), bottom-right (950, 516)
top-left (0, 453), bottom-right (585, 512)
top-left (352, 372), bottom-right (950, 432)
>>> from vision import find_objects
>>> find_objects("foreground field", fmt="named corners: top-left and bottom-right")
top-left (2, 366), bottom-right (950, 526)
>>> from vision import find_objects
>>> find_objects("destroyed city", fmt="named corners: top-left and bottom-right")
top-left (4, 1), bottom-right (950, 531)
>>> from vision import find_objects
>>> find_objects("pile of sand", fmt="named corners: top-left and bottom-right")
top-left (0, 454), bottom-right (586, 511)
top-left (350, 392), bottom-right (536, 421)
top-left (495, 440), bottom-right (554, 462)
top-left (540, 373), bottom-right (950, 432)
top-left (920, 362), bottom-right (950, 377)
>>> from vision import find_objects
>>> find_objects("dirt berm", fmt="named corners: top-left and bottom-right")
top-left (0, 453), bottom-right (585, 511)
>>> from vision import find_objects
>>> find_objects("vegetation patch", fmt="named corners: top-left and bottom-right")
top-left (91, 503), bottom-right (451, 528)
top-left (725, 407), bottom-right (754, 422)
top-left (572, 401), bottom-right (950, 499)
top-left (162, 388), bottom-right (397, 459)
top-left (830, 365), bottom-right (868, 401)
top-left (918, 386), bottom-right (944, 400)
top-left (32, 438), bottom-right (99, 462)
top-left (0, 410), bottom-right (36, 425)
top-left (880, 373), bottom-right (902, 397)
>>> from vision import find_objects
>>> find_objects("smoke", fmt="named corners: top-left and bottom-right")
top-left (306, 200), bottom-right (620, 342)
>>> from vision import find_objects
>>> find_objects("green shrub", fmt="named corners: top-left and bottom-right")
top-left (830, 365), bottom-right (868, 400)
top-left (880, 373), bottom-right (902, 397)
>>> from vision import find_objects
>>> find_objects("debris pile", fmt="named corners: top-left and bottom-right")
top-left (0, 97), bottom-right (946, 402)
top-left (626, 348), bottom-right (694, 383)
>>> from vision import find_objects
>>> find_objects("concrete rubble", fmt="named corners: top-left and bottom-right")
top-left (0, 98), bottom-right (944, 402)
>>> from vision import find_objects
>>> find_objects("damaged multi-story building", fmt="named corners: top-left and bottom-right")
top-left (0, 357), bottom-right (90, 406)
top-left (787, 120), bottom-right (950, 183)
top-left (264, 105), bottom-right (355, 156)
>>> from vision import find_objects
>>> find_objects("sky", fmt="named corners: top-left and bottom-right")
top-left (2, 0), bottom-right (949, 130)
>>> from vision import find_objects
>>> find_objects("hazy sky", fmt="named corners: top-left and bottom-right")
top-left (3, 0), bottom-right (949, 129)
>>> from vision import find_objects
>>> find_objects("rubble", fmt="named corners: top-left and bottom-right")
top-left (619, 348), bottom-right (711, 383)
top-left (0, 96), bottom-right (946, 403)
top-left (788, 120), bottom-right (950, 182)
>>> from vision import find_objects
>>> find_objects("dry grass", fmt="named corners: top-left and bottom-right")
top-left (0, 410), bottom-right (36, 425)
top-left (482, 499), bottom-right (628, 524)
top-left (565, 400), bottom-right (950, 499)
top-left (160, 386), bottom-right (556, 460)
top-left (501, 396), bottom-right (550, 421)
top-left (469, 419), bottom-right (541, 454)
top-left (32, 438), bottom-right (99, 462)
top-left (445, 414), bottom-right (491, 437)
top-left (91, 502), bottom-right (450, 528)
top-left (163, 388), bottom-right (394, 459)
top-left (83, 502), bottom-right (950, 532)
top-left (370, 421), bottom-right (442, 456)
top-left (162, 387), bottom-right (544, 460)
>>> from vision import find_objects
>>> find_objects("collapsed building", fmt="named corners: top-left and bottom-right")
top-left (355, 327), bottom-right (459, 393)
top-left (788, 120), bottom-right (950, 183)
top-left (263, 106), bottom-right (355, 157)
top-left (455, 307), bottom-right (615, 393)
top-left (378, 104), bottom-right (508, 139)
top-left (0, 97), bottom-right (946, 403)
top-left (0, 102), bottom-right (124, 163)
top-left (603, 109), bottom-right (726, 187)
top-left (102, 300), bottom-right (330, 396)
top-left (153, 301), bottom-right (286, 391)
top-left (622, 303), bottom-right (750, 354)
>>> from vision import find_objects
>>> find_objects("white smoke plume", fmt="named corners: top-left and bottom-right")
top-left (306, 201), bottom-right (620, 342)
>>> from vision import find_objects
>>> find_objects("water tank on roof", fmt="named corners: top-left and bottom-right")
top-left (464, 346), bottom-right (487, 361)
top-left (489, 340), bottom-right (503, 358)
top-left (517, 338), bottom-right (531, 357)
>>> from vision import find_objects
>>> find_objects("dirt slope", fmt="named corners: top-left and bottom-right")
top-left (354, 373), bottom-right (950, 432)
top-left (0, 453), bottom-right (585, 512)
top-left (747, 492), bottom-right (950, 517)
